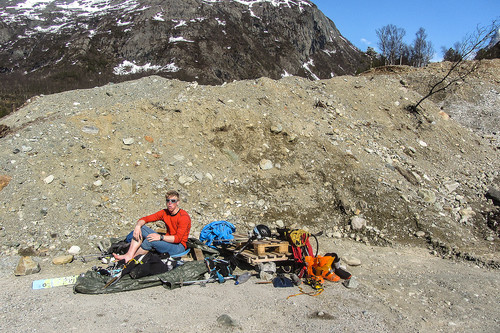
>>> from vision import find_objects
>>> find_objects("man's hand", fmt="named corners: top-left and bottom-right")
top-left (132, 225), bottom-right (143, 242)
top-left (146, 233), bottom-right (161, 242)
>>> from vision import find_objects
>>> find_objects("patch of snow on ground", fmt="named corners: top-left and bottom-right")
top-left (2, 0), bottom-right (142, 22)
top-left (169, 36), bottom-right (194, 43)
top-left (117, 20), bottom-right (132, 26)
top-left (10, 0), bottom-right (52, 10)
top-left (203, 0), bottom-right (311, 8)
top-left (113, 60), bottom-right (161, 75)
top-left (152, 13), bottom-right (164, 21)
top-left (215, 17), bottom-right (226, 25)
top-left (322, 49), bottom-right (336, 56)
top-left (33, 23), bottom-right (67, 33)
top-left (162, 62), bottom-right (180, 72)
top-left (173, 19), bottom-right (187, 28)
top-left (302, 59), bottom-right (319, 80)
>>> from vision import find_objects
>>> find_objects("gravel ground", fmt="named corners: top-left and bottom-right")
top-left (1, 237), bottom-right (498, 332)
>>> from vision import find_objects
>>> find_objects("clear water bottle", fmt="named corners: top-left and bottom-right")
top-left (235, 272), bottom-right (252, 285)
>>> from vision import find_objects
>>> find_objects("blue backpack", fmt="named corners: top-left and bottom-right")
top-left (199, 221), bottom-right (236, 248)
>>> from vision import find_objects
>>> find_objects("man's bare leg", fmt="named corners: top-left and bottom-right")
top-left (113, 237), bottom-right (148, 262)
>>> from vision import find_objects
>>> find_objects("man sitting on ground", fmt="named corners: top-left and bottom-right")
top-left (113, 190), bottom-right (191, 262)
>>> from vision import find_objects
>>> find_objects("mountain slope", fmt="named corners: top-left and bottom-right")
top-left (0, 0), bottom-right (368, 116)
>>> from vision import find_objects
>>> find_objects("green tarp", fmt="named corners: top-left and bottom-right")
top-left (73, 260), bottom-right (208, 294)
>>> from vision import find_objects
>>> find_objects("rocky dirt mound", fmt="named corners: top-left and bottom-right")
top-left (0, 60), bottom-right (499, 267)
top-left (380, 59), bottom-right (500, 146)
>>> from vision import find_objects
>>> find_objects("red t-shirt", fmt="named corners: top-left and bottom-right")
top-left (141, 209), bottom-right (191, 248)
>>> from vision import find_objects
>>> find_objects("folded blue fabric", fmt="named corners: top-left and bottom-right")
top-left (199, 221), bottom-right (236, 248)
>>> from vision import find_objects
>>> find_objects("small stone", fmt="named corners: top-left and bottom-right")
top-left (178, 175), bottom-right (194, 185)
top-left (418, 140), bottom-right (428, 147)
top-left (93, 179), bottom-right (103, 187)
top-left (259, 159), bottom-right (273, 170)
top-left (287, 133), bottom-right (297, 142)
top-left (332, 231), bottom-right (342, 239)
top-left (144, 135), bottom-right (154, 143)
top-left (216, 314), bottom-right (240, 328)
top-left (459, 207), bottom-right (475, 219)
top-left (122, 138), bottom-right (134, 145)
top-left (172, 154), bottom-right (185, 162)
top-left (345, 257), bottom-right (361, 266)
top-left (52, 255), bottom-right (74, 265)
top-left (68, 245), bottom-right (81, 255)
top-left (312, 311), bottom-right (334, 319)
top-left (418, 189), bottom-right (436, 203)
top-left (351, 216), bottom-right (367, 230)
top-left (486, 236), bottom-right (494, 242)
top-left (205, 173), bottom-right (213, 181)
top-left (40, 207), bottom-right (48, 216)
top-left (14, 256), bottom-right (41, 276)
top-left (415, 231), bottom-right (426, 238)
top-left (0, 175), bottom-right (12, 191)
top-left (82, 126), bottom-right (99, 134)
top-left (343, 276), bottom-right (359, 289)
top-left (275, 220), bottom-right (285, 228)
top-left (270, 124), bottom-right (283, 134)
top-left (438, 111), bottom-right (450, 120)
top-left (21, 145), bottom-right (32, 152)
top-left (99, 168), bottom-right (111, 178)
top-left (444, 181), bottom-right (460, 193)
top-left (43, 175), bottom-right (55, 184)
top-left (121, 178), bottom-right (137, 194)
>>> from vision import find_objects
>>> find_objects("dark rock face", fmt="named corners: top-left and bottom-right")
top-left (0, 0), bottom-right (368, 86)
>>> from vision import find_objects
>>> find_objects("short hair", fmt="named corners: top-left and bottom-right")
top-left (166, 190), bottom-right (180, 200)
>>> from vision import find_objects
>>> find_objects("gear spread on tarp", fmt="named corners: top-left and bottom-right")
top-left (73, 237), bottom-right (220, 294)
top-left (74, 260), bottom-right (208, 294)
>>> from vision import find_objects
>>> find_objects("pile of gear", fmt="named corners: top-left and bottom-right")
top-left (73, 222), bottom-right (352, 295)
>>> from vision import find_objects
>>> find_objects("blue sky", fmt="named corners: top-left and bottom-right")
top-left (312, 0), bottom-right (500, 60)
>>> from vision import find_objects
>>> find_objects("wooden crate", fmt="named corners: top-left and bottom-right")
top-left (252, 239), bottom-right (290, 255)
top-left (225, 238), bottom-right (292, 265)
top-left (237, 249), bottom-right (291, 265)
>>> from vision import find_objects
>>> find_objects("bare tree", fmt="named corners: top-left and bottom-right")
top-left (410, 28), bottom-right (434, 67)
top-left (376, 24), bottom-right (407, 65)
top-left (408, 20), bottom-right (499, 113)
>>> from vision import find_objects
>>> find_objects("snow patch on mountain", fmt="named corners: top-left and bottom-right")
top-left (302, 59), bottom-right (319, 80)
top-left (169, 36), bottom-right (195, 43)
top-left (202, 0), bottom-right (312, 9)
top-left (113, 60), bottom-right (180, 75)
top-left (1, 0), bottom-right (143, 24)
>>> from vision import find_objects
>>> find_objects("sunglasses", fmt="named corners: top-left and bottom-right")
top-left (166, 199), bottom-right (178, 203)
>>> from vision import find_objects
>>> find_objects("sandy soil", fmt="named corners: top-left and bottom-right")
top-left (1, 237), bottom-right (498, 333)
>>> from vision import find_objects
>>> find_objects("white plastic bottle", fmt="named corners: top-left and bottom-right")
top-left (235, 272), bottom-right (252, 285)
